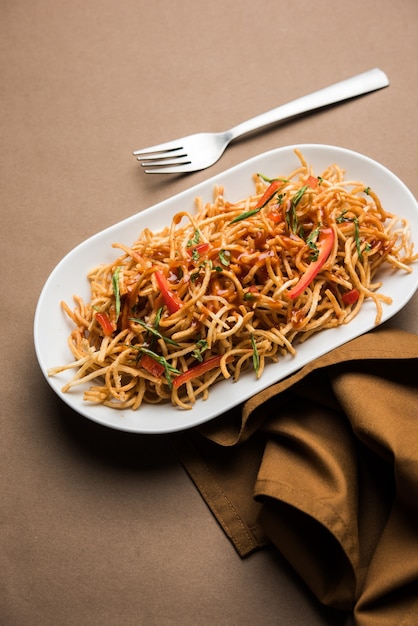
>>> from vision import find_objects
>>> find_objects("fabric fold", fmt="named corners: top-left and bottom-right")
top-left (170, 327), bottom-right (418, 624)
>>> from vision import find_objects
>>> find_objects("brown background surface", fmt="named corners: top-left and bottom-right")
top-left (1, 1), bottom-right (417, 624)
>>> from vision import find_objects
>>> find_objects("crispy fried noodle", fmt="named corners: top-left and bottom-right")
top-left (48, 150), bottom-right (417, 410)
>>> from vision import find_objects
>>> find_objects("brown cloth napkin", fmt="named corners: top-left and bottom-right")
top-left (169, 327), bottom-right (418, 626)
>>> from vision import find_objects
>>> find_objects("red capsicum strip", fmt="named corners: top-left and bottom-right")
top-left (267, 207), bottom-right (283, 223)
top-left (255, 179), bottom-right (283, 210)
top-left (305, 175), bottom-right (319, 188)
top-left (187, 242), bottom-right (210, 257)
top-left (154, 270), bottom-right (183, 314)
top-left (342, 288), bottom-right (360, 305)
top-left (229, 179), bottom-right (284, 224)
top-left (95, 312), bottom-right (114, 336)
top-left (173, 355), bottom-right (225, 389)
top-left (287, 228), bottom-right (335, 299)
top-left (139, 353), bottom-right (165, 378)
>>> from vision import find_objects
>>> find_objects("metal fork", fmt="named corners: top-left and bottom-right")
top-left (133, 68), bottom-right (389, 174)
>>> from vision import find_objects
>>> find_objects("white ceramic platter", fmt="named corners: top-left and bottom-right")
top-left (34, 144), bottom-right (418, 433)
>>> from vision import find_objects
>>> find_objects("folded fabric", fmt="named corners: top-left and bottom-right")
top-left (169, 327), bottom-right (418, 626)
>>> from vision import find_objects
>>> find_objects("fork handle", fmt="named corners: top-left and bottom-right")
top-left (227, 68), bottom-right (389, 141)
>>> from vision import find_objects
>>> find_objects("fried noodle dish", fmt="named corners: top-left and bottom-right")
top-left (48, 150), bottom-right (417, 410)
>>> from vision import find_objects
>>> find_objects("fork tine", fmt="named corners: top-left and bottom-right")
top-left (137, 153), bottom-right (188, 163)
top-left (138, 154), bottom-right (188, 162)
top-left (138, 155), bottom-right (191, 167)
top-left (143, 162), bottom-right (196, 174)
top-left (133, 142), bottom-right (183, 157)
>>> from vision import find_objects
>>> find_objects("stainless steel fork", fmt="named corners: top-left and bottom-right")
top-left (133, 68), bottom-right (389, 174)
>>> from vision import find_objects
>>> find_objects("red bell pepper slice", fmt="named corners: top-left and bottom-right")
top-left (287, 228), bottom-right (335, 299)
top-left (255, 179), bottom-right (283, 210)
top-left (95, 312), bottom-right (115, 336)
top-left (305, 175), bottom-right (319, 188)
top-left (173, 354), bottom-right (225, 389)
top-left (139, 353), bottom-right (165, 378)
top-left (154, 270), bottom-right (183, 314)
top-left (342, 288), bottom-right (360, 305)
top-left (229, 179), bottom-right (285, 225)
top-left (267, 207), bottom-right (283, 223)
top-left (187, 242), bottom-right (210, 258)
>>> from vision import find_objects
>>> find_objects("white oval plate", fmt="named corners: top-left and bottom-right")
top-left (34, 145), bottom-right (418, 434)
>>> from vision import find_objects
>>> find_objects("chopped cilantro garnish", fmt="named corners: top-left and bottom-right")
top-left (251, 334), bottom-right (260, 375)
top-left (337, 210), bottom-right (363, 258)
top-left (285, 185), bottom-right (308, 234)
top-left (192, 339), bottom-right (208, 362)
top-left (256, 173), bottom-right (288, 184)
top-left (229, 207), bottom-right (263, 224)
top-left (112, 267), bottom-right (121, 320)
top-left (129, 317), bottom-right (179, 346)
top-left (218, 249), bottom-right (230, 266)
top-left (154, 306), bottom-right (163, 329)
top-left (306, 226), bottom-right (321, 261)
top-left (134, 346), bottom-right (181, 389)
top-left (187, 229), bottom-right (201, 247)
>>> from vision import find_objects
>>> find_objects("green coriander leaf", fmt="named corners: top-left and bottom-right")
top-left (229, 207), bottom-right (262, 224)
top-left (129, 317), bottom-right (179, 346)
top-left (137, 347), bottom-right (180, 373)
top-left (136, 346), bottom-right (181, 389)
top-left (154, 307), bottom-right (163, 329)
top-left (112, 267), bottom-right (121, 320)
top-left (219, 249), bottom-right (230, 266)
top-left (257, 173), bottom-right (288, 184)
top-left (354, 218), bottom-right (362, 259)
top-left (251, 334), bottom-right (260, 375)
top-left (192, 339), bottom-right (208, 362)
top-left (306, 226), bottom-right (320, 261)
top-left (285, 205), bottom-right (297, 233)
top-left (285, 185), bottom-right (308, 234)
top-left (292, 185), bottom-right (308, 207)
top-left (336, 211), bottom-right (363, 258)
top-left (187, 229), bottom-right (200, 247)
